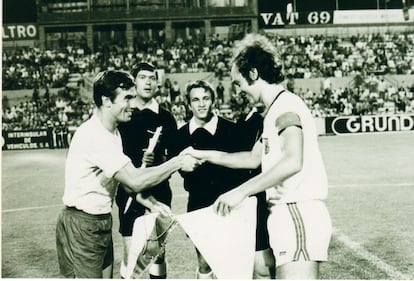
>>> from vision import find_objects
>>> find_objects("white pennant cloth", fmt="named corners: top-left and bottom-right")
top-left (176, 197), bottom-right (257, 279)
top-left (126, 197), bottom-right (257, 279)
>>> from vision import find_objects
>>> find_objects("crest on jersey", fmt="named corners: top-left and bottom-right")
top-left (263, 138), bottom-right (270, 154)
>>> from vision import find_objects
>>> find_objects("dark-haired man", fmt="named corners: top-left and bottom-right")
top-left (175, 80), bottom-right (274, 279)
top-left (55, 70), bottom-right (199, 279)
top-left (185, 33), bottom-right (332, 279)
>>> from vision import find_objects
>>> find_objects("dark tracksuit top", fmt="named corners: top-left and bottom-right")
top-left (174, 116), bottom-right (245, 212)
top-left (116, 104), bottom-right (177, 236)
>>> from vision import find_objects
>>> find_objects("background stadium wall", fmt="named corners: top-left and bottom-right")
top-left (264, 23), bottom-right (414, 37)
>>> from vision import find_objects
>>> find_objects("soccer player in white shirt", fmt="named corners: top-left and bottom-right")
top-left (183, 33), bottom-right (332, 279)
top-left (56, 70), bottom-right (199, 278)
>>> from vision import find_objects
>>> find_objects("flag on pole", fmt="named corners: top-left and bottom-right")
top-left (176, 197), bottom-right (257, 279)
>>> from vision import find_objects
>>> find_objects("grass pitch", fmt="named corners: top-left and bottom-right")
top-left (2, 131), bottom-right (414, 279)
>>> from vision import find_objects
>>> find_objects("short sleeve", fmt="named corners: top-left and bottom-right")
top-left (275, 112), bottom-right (302, 135)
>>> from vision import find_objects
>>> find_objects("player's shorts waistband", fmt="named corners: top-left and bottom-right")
top-left (65, 206), bottom-right (111, 220)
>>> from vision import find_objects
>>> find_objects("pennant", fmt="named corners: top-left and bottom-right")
top-left (125, 213), bottom-right (178, 279)
top-left (176, 197), bottom-right (257, 279)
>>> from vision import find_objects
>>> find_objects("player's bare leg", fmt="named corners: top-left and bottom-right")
top-left (253, 248), bottom-right (275, 279)
top-left (119, 236), bottom-right (132, 278)
top-left (276, 260), bottom-right (319, 279)
top-left (195, 249), bottom-right (215, 279)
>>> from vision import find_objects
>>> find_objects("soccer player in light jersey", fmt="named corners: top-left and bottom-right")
top-left (183, 33), bottom-right (332, 279)
top-left (56, 70), bottom-right (199, 278)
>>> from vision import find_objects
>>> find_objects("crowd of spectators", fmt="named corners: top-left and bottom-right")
top-left (2, 72), bottom-right (414, 134)
top-left (2, 32), bottom-right (232, 91)
top-left (2, 86), bottom-right (94, 132)
top-left (3, 32), bottom-right (414, 91)
top-left (297, 75), bottom-right (414, 117)
top-left (274, 32), bottom-right (414, 79)
top-left (2, 32), bottom-right (414, 135)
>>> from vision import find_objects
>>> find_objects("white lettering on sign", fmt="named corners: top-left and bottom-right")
top-left (332, 115), bottom-right (414, 135)
top-left (308, 11), bottom-right (331, 24)
top-left (2, 24), bottom-right (38, 40)
top-left (260, 12), bottom-right (288, 25)
top-left (260, 11), bottom-right (332, 26)
top-left (345, 116), bottom-right (360, 133)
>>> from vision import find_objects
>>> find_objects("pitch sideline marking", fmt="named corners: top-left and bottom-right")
top-left (330, 182), bottom-right (414, 188)
top-left (2, 195), bottom-right (192, 213)
top-left (333, 227), bottom-right (411, 279)
top-left (1, 197), bottom-right (190, 213)
top-left (2, 204), bottom-right (62, 213)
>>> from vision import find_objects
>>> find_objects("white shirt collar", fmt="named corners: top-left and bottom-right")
top-left (189, 114), bottom-right (218, 135)
top-left (136, 98), bottom-right (159, 114)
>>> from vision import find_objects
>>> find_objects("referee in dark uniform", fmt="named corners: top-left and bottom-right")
top-left (116, 62), bottom-right (178, 279)
top-left (174, 80), bottom-right (274, 279)
top-left (174, 80), bottom-right (242, 279)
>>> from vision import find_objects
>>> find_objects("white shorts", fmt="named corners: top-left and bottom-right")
top-left (267, 200), bottom-right (332, 267)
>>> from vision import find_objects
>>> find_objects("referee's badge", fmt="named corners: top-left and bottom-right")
top-left (263, 138), bottom-right (269, 154)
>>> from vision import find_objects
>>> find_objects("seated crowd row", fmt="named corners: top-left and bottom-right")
top-left (3, 32), bottom-right (414, 90)
top-left (2, 73), bottom-right (414, 133)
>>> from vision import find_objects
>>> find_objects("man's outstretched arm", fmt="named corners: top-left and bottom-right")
top-left (181, 140), bottom-right (262, 170)
top-left (114, 154), bottom-right (199, 194)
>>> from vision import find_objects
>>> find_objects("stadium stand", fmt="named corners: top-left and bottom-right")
top-left (3, 33), bottom-right (414, 130)
top-left (3, 32), bottom-right (414, 90)
top-left (2, 0), bottom-right (414, 148)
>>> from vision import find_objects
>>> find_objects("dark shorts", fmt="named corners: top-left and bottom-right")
top-left (255, 192), bottom-right (270, 251)
top-left (187, 193), bottom-right (217, 212)
top-left (56, 207), bottom-right (113, 278)
top-left (117, 184), bottom-right (172, 236)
